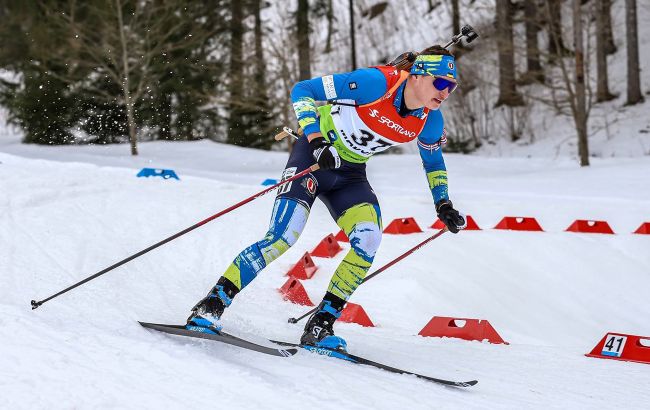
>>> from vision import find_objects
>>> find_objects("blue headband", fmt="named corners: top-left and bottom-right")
top-left (409, 54), bottom-right (457, 80)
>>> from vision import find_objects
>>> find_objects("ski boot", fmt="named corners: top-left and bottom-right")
top-left (186, 279), bottom-right (238, 334)
top-left (300, 296), bottom-right (347, 351)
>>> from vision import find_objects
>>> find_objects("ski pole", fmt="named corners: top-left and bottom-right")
top-left (31, 161), bottom-right (320, 310)
top-left (288, 226), bottom-right (449, 324)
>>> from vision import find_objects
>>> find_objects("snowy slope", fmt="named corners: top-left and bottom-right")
top-left (1, 139), bottom-right (649, 409)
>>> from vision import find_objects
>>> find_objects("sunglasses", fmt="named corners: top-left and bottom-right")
top-left (432, 77), bottom-right (458, 93)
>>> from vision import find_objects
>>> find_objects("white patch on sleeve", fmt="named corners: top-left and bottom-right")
top-left (322, 75), bottom-right (337, 100)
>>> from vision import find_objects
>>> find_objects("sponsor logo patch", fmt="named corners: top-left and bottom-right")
top-left (322, 75), bottom-right (337, 99)
top-left (277, 167), bottom-right (297, 196)
top-left (302, 176), bottom-right (317, 198)
top-left (348, 82), bottom-right (357, 90)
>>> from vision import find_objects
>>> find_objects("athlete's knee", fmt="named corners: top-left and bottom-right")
top-left (348, 222), bottom-right (382, 262)
top-left (258, 197), bottom-right (310, 262)
top-left (337, 203), bottom-right (382, 263)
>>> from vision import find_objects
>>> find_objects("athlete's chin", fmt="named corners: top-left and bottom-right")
top-left (426, 99), bottom-right (442, 110)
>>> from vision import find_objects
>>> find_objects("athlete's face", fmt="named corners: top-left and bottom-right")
top-left (411, 75), bottom-right (456, 110)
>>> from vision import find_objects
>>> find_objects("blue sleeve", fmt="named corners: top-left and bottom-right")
top-left (290, 68), bottom-right (388, 136)
top-left (417, 110), bottom-right (449, 204)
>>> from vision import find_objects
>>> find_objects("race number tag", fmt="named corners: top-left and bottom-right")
top-left (338, 128), bottom-right (395, 157)
top-left (601, 334), bottom-right (627, 357)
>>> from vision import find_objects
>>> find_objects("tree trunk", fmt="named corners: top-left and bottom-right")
top-left (495, 0), bottom-right (524, 108)
top-left (158, 92), bottom-right (172, 140)
top-left (253, 0), bottom-right (267, 97)
top-left (524, 0), bottom-right (544, 83)
top-left (125, 100), bottom-right (138, 155)
top-left (603, 0), bottom-right (617, 54)
top-left (573, 0), bottom-right (589, 166)
top-left (595, 0), bottom-right (615, 102)
top-left (451, 0), bottom-right (461, 37)
top-left (325, 0), bottom-right (334, 53)
top-left (297, 0), bottom-right (311, 80)
top-left (115, 0), bottom-right (138, 155)
top-left (349, 0), bottom-right (357, 70)
top-left (625, 0), bottom-right (644, 105)
top-left (546, 0), bottom-right (570, 61)
top-left (227, 0), bottom-right (244, 143)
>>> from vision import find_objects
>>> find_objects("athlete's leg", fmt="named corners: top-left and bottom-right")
top-left (301, 169), bottom-right (382, 348)
top-left (187, 137), bottom-right (325, 327)
top-left (221, 197), bottom-right (310, 292)
top-left (328, 202), bottom-right (383, 301)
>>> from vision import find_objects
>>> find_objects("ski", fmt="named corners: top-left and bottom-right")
top-left (271, 340), bottom-right (477, 387)
top-left (139, 322), bottom-right (298, 358)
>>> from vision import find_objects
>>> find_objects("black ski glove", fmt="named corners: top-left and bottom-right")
top-left (309, 136), bottom-right (341, 170)
top-left (436, 199), bottom-right (467, 234)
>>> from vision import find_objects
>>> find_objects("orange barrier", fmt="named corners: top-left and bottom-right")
top-left (286, 252), bottom-right (318, 280)
top-left (278, 278), bottom-right (314, 306)
top-left (586, 332), bottom-right (650, 364)
top-left (339, 303), bottom-right (374, 327)
top-left (494, 216), bottom-right (544, 232)
top-left (310, 234), bottom-right (343, 258)
top-left (384, 217), bottom-right (423, 234)
top-left (418, 316), bottom-right (508, 344)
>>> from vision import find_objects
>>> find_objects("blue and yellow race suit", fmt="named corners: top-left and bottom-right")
top-left (219, 65), bottom-right (451, 305)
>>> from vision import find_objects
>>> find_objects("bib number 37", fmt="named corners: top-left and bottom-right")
top-left (342, 129), bottom-right (394, 157)
top-left (601, 334), bottom-right (628, 357)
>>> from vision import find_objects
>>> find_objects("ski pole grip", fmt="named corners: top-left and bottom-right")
top-left (274, 127), bottom-right (303, 141)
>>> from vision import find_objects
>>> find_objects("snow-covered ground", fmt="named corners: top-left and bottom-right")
top-left (1, 137), bottom-right (649, 409)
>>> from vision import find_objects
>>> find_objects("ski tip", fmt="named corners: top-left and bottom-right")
top-left (460, 380), bottom-right (479, 387)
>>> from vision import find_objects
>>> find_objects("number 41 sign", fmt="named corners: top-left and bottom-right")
top-left (601, 334), bottom-right (628, 357)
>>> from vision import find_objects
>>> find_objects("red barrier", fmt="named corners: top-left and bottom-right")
top-left (418, 316), bottom-right (508, 344)
top-left (431, 215), bottom-right (481, 230)
top-left (566, 219), bottom-right (614, 234)
top-left (338, 303), bottom-right (374, 327)
top-left (335, 229), bottom-right (350, 243)
top-left (383, 217), bottom-right (423, 234)
top-left (278, 278), bottom-right (314, 306)
top-left (286, 252), bottom-right (318, 280)
top-left (586, 332), bottom-right (650, 364)
top-left (494, 216), bottom-right (544, 232)
top-left (633, 222), bottom-right (650, 235)
top-left (310, 234), bottom-right (343, 258)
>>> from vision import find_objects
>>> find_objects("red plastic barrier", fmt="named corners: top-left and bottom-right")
top-left (566, 219), bottom-right (614, 234)
top-left (418, 316), bottom-right (508, 344)
top-left (286, 252), bottom-right (318, 280)
top-left (278, 278), bottom-right (314, 306)
top-left (383, 217), bottom-right (423, 234)
top-left (585, 332), bottom-right (650, 364)
top-left (334, 229), bottom-right (349, 243)
top-left (310, 234), bottom-right (343, 258)
top-left (494, 216), bottom-right (544, 232)
top-left (338, 302), bottom-right (374, 327)
top-left (633, 222), bottom-right (650, 235)
top-left (431, 215), bottom-right (481, 230)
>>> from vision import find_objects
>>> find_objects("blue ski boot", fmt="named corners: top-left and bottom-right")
top-left (186, 280), bottom-right (237, 334)
top-left (300, 297), bottom-right (347, 351)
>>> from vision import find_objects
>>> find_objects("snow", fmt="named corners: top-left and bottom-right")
top-left (1, 138), bottom-right (649, 409)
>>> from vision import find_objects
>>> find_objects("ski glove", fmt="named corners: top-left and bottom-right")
top-left (309, 136), bottom-right (341, 170)
top-left (436, 200), bottom-right (467, 234)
